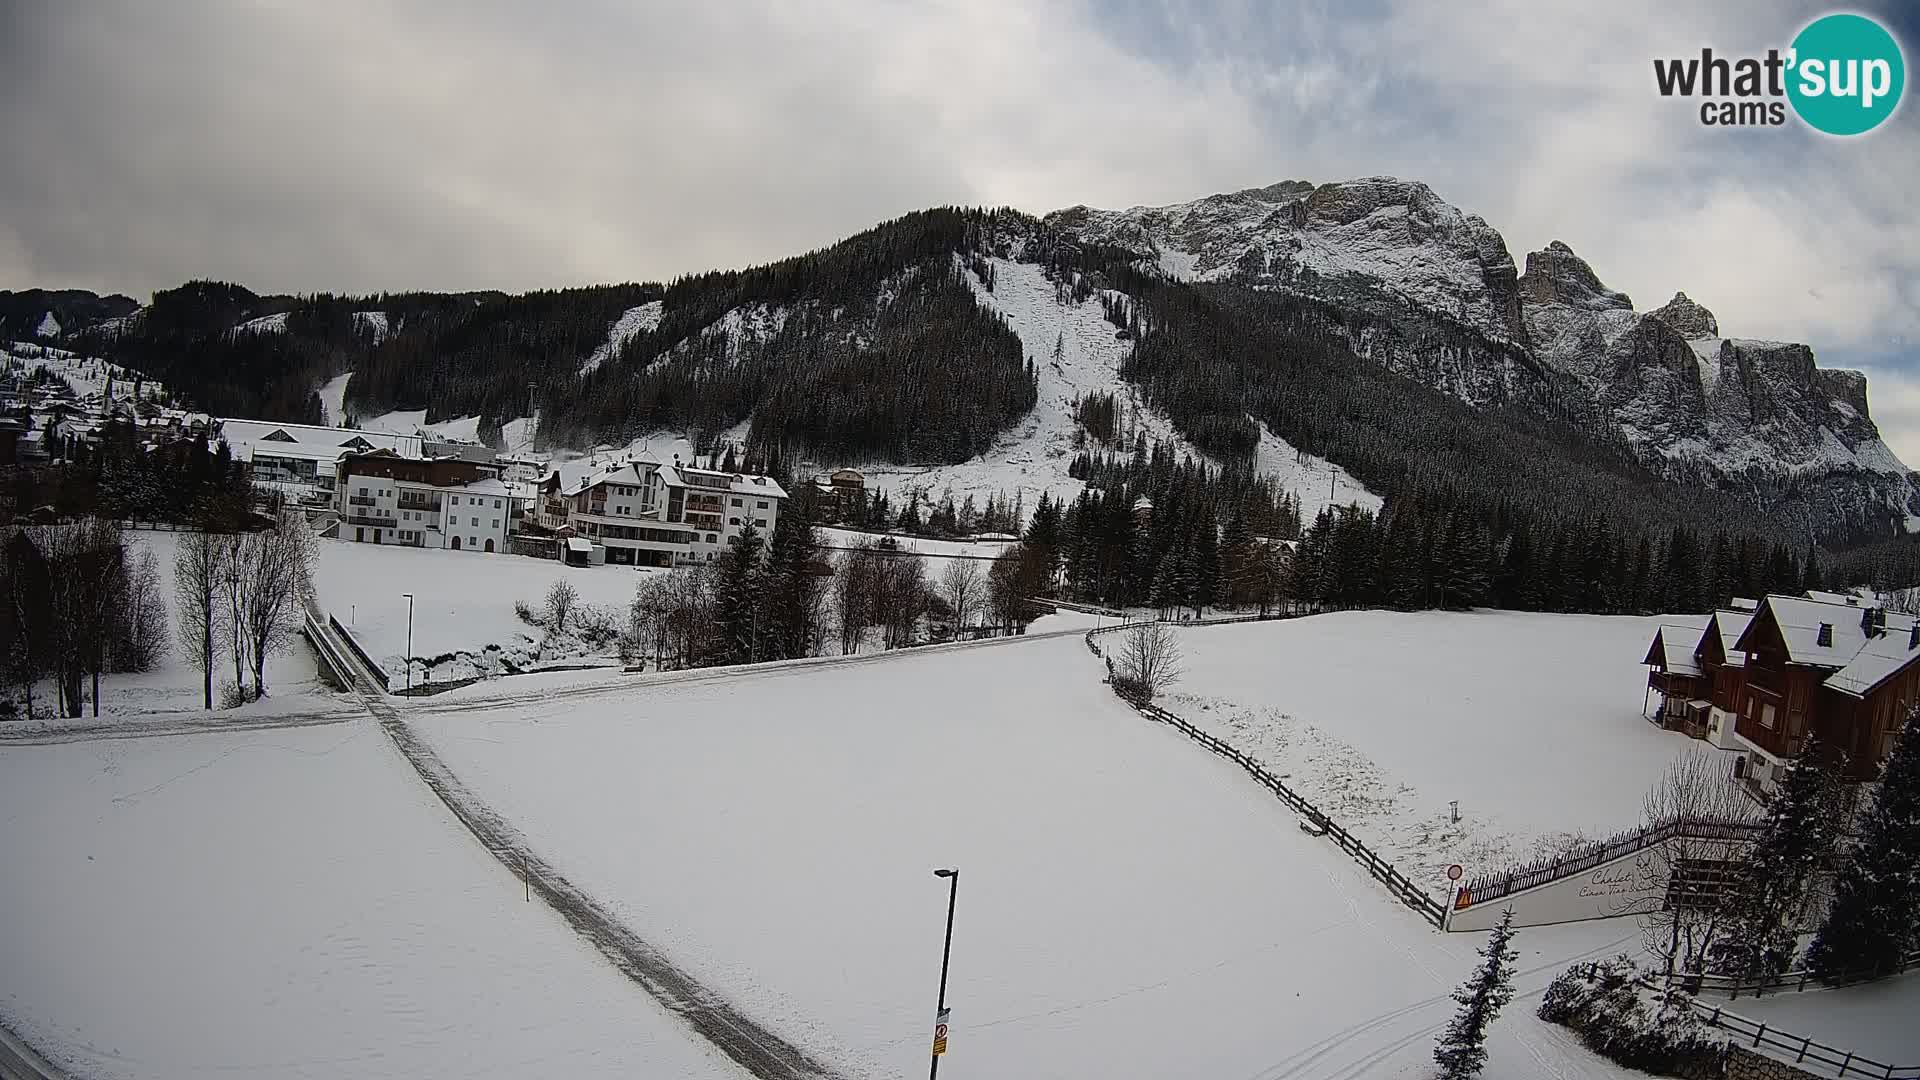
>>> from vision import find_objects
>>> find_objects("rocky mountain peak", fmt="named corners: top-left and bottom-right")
top-left (1648, 291), bottom-right (1720, 339)
top-left (1517, 241), bottom-right (1632, 312)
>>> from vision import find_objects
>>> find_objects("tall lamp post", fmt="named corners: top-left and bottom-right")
top-left (401, 592), bottom-right (415, 694)
top-left (929, 867), bottom-right (959, 1079)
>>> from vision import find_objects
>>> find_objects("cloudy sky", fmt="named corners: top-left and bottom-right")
top-left (3, 1), bottom-right (1917, 456)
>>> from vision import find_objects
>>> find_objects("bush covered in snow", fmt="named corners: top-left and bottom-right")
top-left (1537, 956), bottom-right (1726, 1078)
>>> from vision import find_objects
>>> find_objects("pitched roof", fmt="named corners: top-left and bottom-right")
top-left (1703, 609), bottom-right (1755, 669)
top-left (1644, 623), bottom-right (1705, 676)
top-left (1737, 594), bottom-right (1917, 669)
top-left (1825, 625), bottom-right (1920, 698)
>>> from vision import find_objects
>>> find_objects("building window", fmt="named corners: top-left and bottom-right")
top-left (731, 497), bottom-right (742, 506)
top-left (491, 519), bottom-right (499, 528)
top-left (471, 516), bottom-right (480, 526)
top-left (706, 534), bottom-right (716, 544)
top-left (493, 499), bottom-right (501, 509)
top-left (755, 519), bottom-right (767, 529)
top-left (451, 496), bottom-right (459, 505)
top-left (1760, 703), bottom-right (1776, 730)
top-left (729, 517), bottom-right (740, 526)
top-left (757, 500), bottom-right (767, 509)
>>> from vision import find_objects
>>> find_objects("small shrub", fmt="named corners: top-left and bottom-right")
top-left (1538, 957), bottom-right (1725, 1079)
top-left (219, 682), bottom-right (254, 710)
top-left (514, 599), bottom-right (538, 626)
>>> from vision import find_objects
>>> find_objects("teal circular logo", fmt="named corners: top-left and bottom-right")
top-left (1787, 13), bottom-right (1905, 136)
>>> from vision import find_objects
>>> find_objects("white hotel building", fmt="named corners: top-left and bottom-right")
top-left (536, 455), bottom-right (787, 566)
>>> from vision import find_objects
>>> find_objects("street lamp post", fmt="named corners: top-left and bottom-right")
top-left (930, 867), bottom-right (959, 1079)
top-left (401, 592), bottom-right (415, 694)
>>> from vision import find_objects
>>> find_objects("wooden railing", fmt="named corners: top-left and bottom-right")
top-left (1085, 615), bottom-right (1446, 928)
top-left (1636, 977), bottom-right (1920, 1079)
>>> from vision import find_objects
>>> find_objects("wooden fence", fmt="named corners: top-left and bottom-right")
top-left (1637, 979), bottom-right (1920, 1079)
top-left (1678, 948), bottom-right (1920, 1000)
top-left (1087, 620), bottom-right (1445, 927)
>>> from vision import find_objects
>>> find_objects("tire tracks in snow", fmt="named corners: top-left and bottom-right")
top-left (312, 612), bottom-right (847, 1080)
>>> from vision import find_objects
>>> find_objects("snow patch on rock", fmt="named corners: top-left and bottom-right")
top-left (33, 311), bottom-right (59, 338)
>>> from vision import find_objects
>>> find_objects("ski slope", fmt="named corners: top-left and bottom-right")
top-left (1164, 610), bottom-right (1719, 896)
top-left (0, 721), bottom-right (742, 1080)
top-left (316, 371), bottom-right (353, 427)
top-left (407, 633), bottom-right (1648, 1080)
top-left (579, 300), bottom-right (663, 376)
top-left (858, 257), bottom-right (1206, 513)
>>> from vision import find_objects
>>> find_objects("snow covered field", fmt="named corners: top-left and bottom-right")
top-left (0, 721), bottom-right (741, 1080)
top-left (407, 633), bottom-right (1648, 1080)
top-left (1163, 610), bottom-right (1718, 896)
top-left (312, 540), bottom-right (644, 684)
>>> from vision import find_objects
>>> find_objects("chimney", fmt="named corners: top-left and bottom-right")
top-left (1816, 623), bottom-right (1833, 648)
top-left (1862, 606), bottom-right (1886, 637)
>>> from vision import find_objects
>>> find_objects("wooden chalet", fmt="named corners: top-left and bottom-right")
top-left (1727, 594), bottom-right (1920, 794)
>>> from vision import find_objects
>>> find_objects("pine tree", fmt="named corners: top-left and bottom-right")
top-left (1806, 710), bottom-right (1920, 982)
top-left (1434, 909), bottom-right (1519, 1079)
top-left (713, 522), bottom-right (766, 664)
top-left (1708, 743), bottom-right (1846, 980)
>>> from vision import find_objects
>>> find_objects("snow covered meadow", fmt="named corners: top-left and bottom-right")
top-left (403, 631), bottom-right (1656, 1080)
top-left (0, 720), bottom-right (739, 1080)
top-left (1162, 610), bottom-right (1718, 897)
top-left (310, 539), bottom-right (644, 686)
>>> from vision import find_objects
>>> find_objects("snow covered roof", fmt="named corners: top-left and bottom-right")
top-left (660, 465), bottom-right (788, 500)
top-left (1643, 624), bottom-right (1704, 676)
top-left (566, 537), bottom-right (593, 554)
top-left (219, 418), bottom-right (422, 462)
top-left (1728, 597), bottom-right (1758, 611)
top-left (553, 459), bottom-right (659, 497)
top-left (1824, 625), bottom-right (1920, 698)
top-left (455, 477), bottom-right (511, 498)
top-left (1804, 590), bottom-right (1859, 607)
top-left (1738, 594), bottom-right (1916, 670)
top-left (1704, 609), bottom-right (1754, 668)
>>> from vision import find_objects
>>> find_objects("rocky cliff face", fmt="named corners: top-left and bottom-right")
top-left (1050, 177), bottom-right (1918, 538)
top-left (1052, 176), bottom-right (1527, 344)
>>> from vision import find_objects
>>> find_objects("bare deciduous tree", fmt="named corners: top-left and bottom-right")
top-left (237, 512), bottom-right (317, 698)
top-left (940, 559), bottom-right (983, 630)
top-left (174, 531), bottom-right (225, 711)
top-left (1115, 621), bottom-right (1182, 701)
top-left (1640, 753), bottom-right (1759, 980)
top-left (545, 578), bottom-right (580, 633)
top-left (118, 544), bottom-right (169, 672)
top-left (834, 542), bottom-right (880, 654)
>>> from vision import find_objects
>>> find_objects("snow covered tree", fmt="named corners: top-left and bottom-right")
top-left (1434, 909), bottom-right (1518, 1079)
top-left (1708, 742), bottom-right (1846, 981)
top-left (1806, 709), bottom-right (1920, 982)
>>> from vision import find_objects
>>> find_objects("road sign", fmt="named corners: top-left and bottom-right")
top-left (1446, 864), bottom-right (1464, 882)
top-left (932, 1008), bottom-right (950, 1056)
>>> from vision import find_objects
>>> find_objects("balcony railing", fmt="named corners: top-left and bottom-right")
top-left (345, 512), bottom-right (396, 527)
top-left (347, 495), bottom-right (380, 507)
top-left (398, 498), bottom-right (442, 512)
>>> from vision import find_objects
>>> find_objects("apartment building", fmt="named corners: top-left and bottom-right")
top-left (335, 449), bottom-right (512, 552)
top-left (535, 454), bottom-right (786, 566)
top-left (219, 419), bottom-right (424, 506)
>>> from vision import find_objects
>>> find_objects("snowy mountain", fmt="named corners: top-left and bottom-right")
top-left (1049, 177), bottom-right (1918, 538)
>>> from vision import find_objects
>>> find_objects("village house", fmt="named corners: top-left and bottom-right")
top-left (534, 454), bottom-right (786, 567)
top-left (1645, 592), bottom-right (1920, 800)
top-left (333, 449), bottom-right (511, 552)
